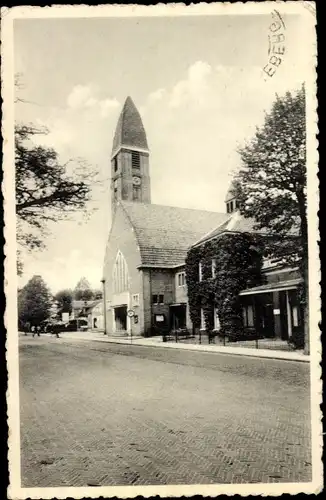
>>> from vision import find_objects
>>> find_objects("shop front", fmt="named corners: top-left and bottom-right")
top-left (239, 278), bottom-right (304, 345)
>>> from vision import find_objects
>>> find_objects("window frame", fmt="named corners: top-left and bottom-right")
top-left (242, 304), bottom-right (254, 328)
top-left (213, 306), bottom-right (220, 331)
top-left (132, 294), bottom-right (140, 306)
top-left (177, 272), bottom-right (185, 287)
top-left (200, 308), bottom-right (205, 330)
top-left (152, 294), bottom-right (158, 305)
top-left (211, 259), bottom-right (217, 279)
top-left (198, 262), bottom-right (203, 282)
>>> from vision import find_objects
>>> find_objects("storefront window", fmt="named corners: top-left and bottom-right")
top-left (242, 304), bottom-right (254, 327)
top-left (292, 306), bottom-right (299, 327)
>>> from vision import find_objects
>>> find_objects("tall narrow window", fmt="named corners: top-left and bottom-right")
top-left (114, 157), bottom-right (118, 172)
top-left (200, 308), bottom-right (205, 330)
top-left (212, 259), bottom-right (217, 278)
top-left (292, 306), bottom-right (299, 327)
top-left (131, 151), bottom-right (140, 169)
top-left (113, 251), bottom-right (129, 294)
top-left (133, 186), bottom-right (141, 201)
top-left (242, 305), bottom-right (254, 327)
top-left (214, 307), bottom-right (220, 331)
top-left (177, 272), bottom-right (185, 286)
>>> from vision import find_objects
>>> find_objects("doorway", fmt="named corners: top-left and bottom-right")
top-left (114, 306), bottom-right (127, 332)
top-left (255, 293), bottom-right (275, 338)
top-left (170, 304), bottom-right (187, 330)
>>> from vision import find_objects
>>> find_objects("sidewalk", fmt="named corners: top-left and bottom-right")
top-left (60, 330), bottom-right (310, 363)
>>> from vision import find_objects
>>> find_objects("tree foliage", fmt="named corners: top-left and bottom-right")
top-left (18, 275), bottom-right (52, 326)
top-left (185, 233), bottom-right (264, 340)
top-left (54, 289), bottom-right (73, 315)
top-left (233, 86), bottom-right (306, 261)
top-left (16, 124), bottom-right (94, 255)
top-left (73, 277), bottom-right (96, 301)
top-left (233, 85), bottom-right (309, 352)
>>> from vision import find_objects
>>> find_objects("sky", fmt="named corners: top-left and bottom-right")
top-left (14, 13), bottom-right (308, 294)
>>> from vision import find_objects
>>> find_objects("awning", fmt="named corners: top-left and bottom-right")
top-left (239, 278), bottom-right (302, 296)
top-left (170, 303), bottom-right (187, 307)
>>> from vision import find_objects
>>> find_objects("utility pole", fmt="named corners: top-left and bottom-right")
top-left (100, 279), bottom-right (107, 335)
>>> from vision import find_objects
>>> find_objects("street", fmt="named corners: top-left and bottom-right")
top-left (19, 335), bottom-right (311, 487)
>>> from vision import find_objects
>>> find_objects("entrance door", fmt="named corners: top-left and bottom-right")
top-left (257, 293), bottom-right (274, 338)
top-left (170, 305), bottom-right (187, 330)
top-left (114, 305), bottom-right (127, 332)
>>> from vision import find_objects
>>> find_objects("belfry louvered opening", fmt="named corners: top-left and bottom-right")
top-left (131, 151), bottom-right (140, 169)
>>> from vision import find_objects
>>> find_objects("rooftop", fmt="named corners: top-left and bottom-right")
top-left (120, 201), bottom-right (228, 267)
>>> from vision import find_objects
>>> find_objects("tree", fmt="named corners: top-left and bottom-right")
top-left (93, 289), bottom-right (103, 300)
top-left (233, 85), bottom-right (309, 352)
top-left (16, 124), bottom-right (95, 257)
top-left (15, 73), bottom-right (99, 274)
top-left (54, 289), bottom-right (73, 315)
top-left (73, 277), bottom-right (94, 301)
top-left (18, 275), bottom-right (52, 327)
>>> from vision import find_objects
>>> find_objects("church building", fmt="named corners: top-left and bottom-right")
top-left (102, 97), bottom-right (229, 336)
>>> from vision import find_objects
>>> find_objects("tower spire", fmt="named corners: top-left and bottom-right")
top-left (111, 97), bottom-right (151, 216)
top-left (111, 96), bottom-right (149, 158)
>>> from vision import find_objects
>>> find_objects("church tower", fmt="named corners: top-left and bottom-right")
top-left (111, 96), bottom-right (151, 216)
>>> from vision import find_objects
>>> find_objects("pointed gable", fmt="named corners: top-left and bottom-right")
top-left (112, 96), bottom-right (148, 157)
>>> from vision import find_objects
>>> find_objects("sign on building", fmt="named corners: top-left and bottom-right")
top-left (62, 312), bottom-right (69, 323)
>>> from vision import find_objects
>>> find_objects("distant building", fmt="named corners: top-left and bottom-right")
top-left (71, 300), bottom-right (96, 320)
top-left (86, 300), bottom-right (104, 330)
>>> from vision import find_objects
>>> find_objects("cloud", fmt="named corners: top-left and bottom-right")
top-left (67, 84), bottom-right (94, 109)
top-left (148, 88), bottom-right (166, 104)
top-left (146, 61), bottom-right (213, 110)
top-left (67, 84), bottom-right (119, 116)
top-left (99, 97), bottom-right (120, 118)
top-left (169, 61), bottom-right (212, 108)
top-left (33, 84), bottom-right (121, 163)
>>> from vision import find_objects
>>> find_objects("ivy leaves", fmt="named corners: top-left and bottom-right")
top-left (185, 233), bottom-right (264, 339)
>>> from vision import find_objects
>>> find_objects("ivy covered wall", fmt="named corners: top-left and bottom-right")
top-left (185, 232), bottom-right (264, 340)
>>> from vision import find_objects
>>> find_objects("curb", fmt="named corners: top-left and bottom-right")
top-left (60, 334), bottom-right (310, 363)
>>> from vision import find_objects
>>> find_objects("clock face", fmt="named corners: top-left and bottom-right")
top-left (132, 176), bottom-right (141, 186)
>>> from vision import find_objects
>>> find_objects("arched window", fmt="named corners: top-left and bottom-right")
top-left (113, 251), bottom-right (129, 294)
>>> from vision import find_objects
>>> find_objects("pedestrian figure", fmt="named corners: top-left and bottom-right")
top-left (36, 325), bottom-right (41, 336)
top-left (31, 325), bottom-right (35, 337)
top-left (52, 324), bottom-right (60, 339)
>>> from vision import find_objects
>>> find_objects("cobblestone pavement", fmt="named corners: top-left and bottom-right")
top-left (19, 335), bottom-right (311, 487)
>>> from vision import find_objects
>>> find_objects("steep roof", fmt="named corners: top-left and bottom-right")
top-left (193, 210), bottom-right (299, 247)
top-left (120, 201), bottom-right (228, 267)
top-left (112, 96), bottom-right (148, 156)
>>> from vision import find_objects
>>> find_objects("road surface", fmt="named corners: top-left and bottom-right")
top-left (19, 335), bottom-right (311, 487)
